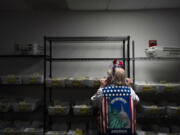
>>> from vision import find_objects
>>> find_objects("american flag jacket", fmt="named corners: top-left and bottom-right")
top-left (99, 85), bottom-right (136, 135)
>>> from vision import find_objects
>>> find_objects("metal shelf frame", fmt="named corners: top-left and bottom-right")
top-left (44, 36), bottom-right (131, 77)
top-left (45, 57), bottom-right (131, 61)
top-left (44, 36), bottom-right (135, 132)
top-left (45, 36), bottom-right (129, 42)
top-left (133, 57), bottom-right (180, 60)
top-left (0, 53), bottom-right (45, 134)
top-left (0, 54), bottom-right (44, 58)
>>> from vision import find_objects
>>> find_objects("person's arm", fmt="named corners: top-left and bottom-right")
top-left (125, 77), bottom-right (131, 87)
top-left (91, 87), bottom-right (103, 102)
top-left (130, 88), bottom-right (140, 103)
top-left (126, 78), bottom-right (140, 102)
top-left (91, 78), bottom-right (107, 105)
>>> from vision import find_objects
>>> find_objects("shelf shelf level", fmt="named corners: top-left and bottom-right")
top-left (45, 36), bottom-right (129, 42)
top-left (46, 57), bottom-right (130, 61)
top-left (134, 57), bottom-right (180, 60)
top-left (0, 84), bottom-right (43, 86)
top-left (45, 57), bottom-right (180, 61)
top-left (0, 54), bottom-right (44, 58)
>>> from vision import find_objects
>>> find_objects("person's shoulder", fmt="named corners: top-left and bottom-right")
top-left (129, 87), bottom-right (135, 94)
top-left (98, 87), bottom-right (103, 91)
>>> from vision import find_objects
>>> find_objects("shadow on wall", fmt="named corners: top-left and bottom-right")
top-left (136, 61), bottom-right (180, 82)
top-left (0, 59), bottom-right (43, 75)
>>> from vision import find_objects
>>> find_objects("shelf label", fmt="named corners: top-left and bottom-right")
top-left (72, 81), bottom-right (80, 87)
top-left (165, 86), bottom-right (173, 92)
top-left (150, 107), bottom-right (158, 115)
top-left (55, 108), bottom-right (62, 113)
top-left (143, 85), bottom-right (151, 92)
top-left (19, 105), bottom-right (27, 111)
top-left (77, 77), bottom-right (85, 80)
top-left (29, 78), bottom-right (37, 83)
top-left (145, 132), bottom-right (153, 135)
top-left (53, 132), bottom-right (61, 135)
top-left (160, 81), bottom-right (167, 84)
top-left (80, 108), bottom-right (87, 114)
top-left (176, 107), bottom-right (180, 115)
top-left (8, 78), bottom-right (15, 83)
top-left (52, 80), bottom-right (59, 86)
top-left (75, 129), bottom-right (83, 135)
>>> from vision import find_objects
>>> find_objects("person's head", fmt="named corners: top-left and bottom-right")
top-left (107, 67), bottom-right (126, 86)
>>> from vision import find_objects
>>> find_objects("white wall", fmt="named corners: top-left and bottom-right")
top-left (0, 9), bottom-right (180, 82)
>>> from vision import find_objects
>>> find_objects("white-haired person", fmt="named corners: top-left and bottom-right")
top-left (91, 59), bottom-right (139, 135)
top-left (91, 60), bottom-right (139, 103)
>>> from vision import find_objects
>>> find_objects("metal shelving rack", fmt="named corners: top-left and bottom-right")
top-left (132, 45), bottom-right (180, 131)
top-left (0, 54), bottom-right (45, 134)
top-left (44, 36), bottom-right (135, 132)
top-left (44, 36), bottom-right (131, 77)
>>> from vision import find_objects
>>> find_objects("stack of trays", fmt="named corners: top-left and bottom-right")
top-left (48, 101), bottom-right (70, 116)
top-left (72, 101), bottom-right (93, 116)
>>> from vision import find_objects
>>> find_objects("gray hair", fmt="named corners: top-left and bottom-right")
top-left (107, 67), bottom-right (126, 86)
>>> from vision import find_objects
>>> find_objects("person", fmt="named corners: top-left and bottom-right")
top-left (91, 63), bottom-right (139, 104)
top-left (91, 60), bottom-right (139, 135)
